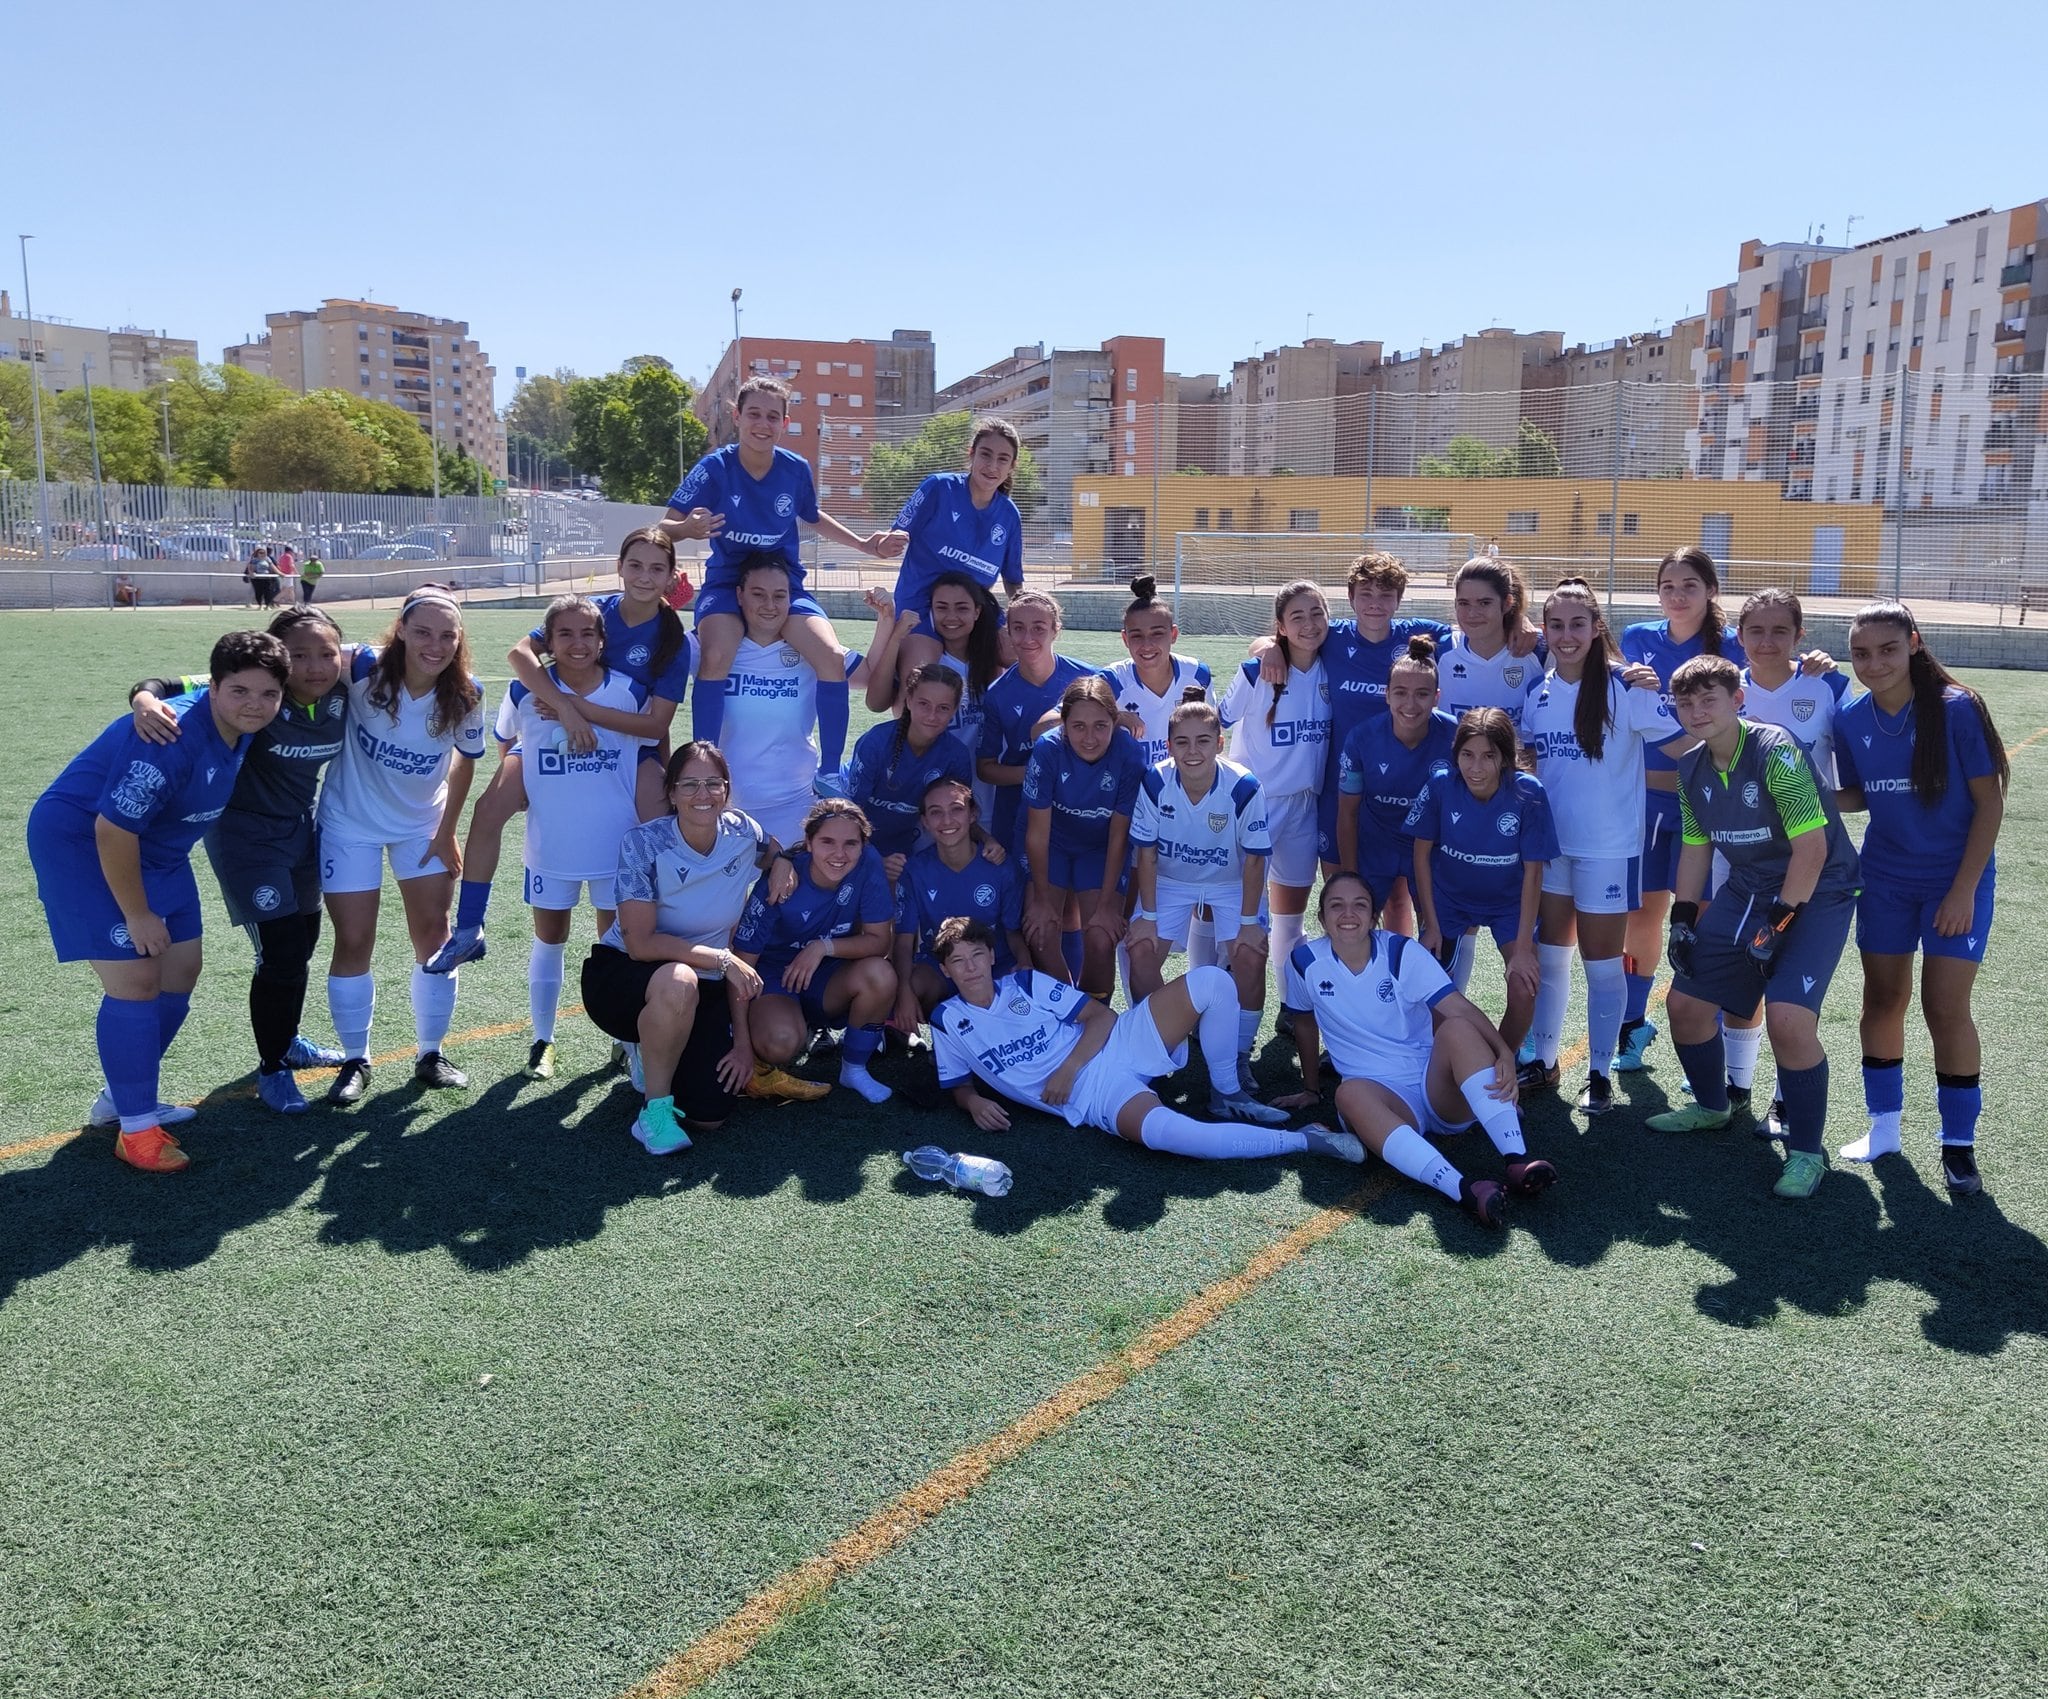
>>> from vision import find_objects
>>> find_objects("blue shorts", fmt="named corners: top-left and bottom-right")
top-left (1438, 901), bottom-right (1526, 949)
top-left (1672, 887), bottom-right (1855, 1019)
top-left (1639, 792), bottom-right (1684, 894)
top-left (205, 810), bottom-right (321, 928)
top-left (1857, 870), bottom-right (1994, 963)
top-left (759, 953), bottom-right (848, 1028)
top-left (29, 808), bottom-right (204, 963)
top-left (1037, 841), bottom-right (1127, 896)
top-left (694, 583), bottom-right (825, 626)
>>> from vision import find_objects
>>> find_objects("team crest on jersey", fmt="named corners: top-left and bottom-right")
top-left (1377, 977), bottom-right (1396, 1003)
top-left (253, 885), bottom-right (281, 912)
top-left (991, 524), bottom-right (1007, 545)
top-left (974, 883), bottom-right (996, 907)
top-left (1008, 994), bottom-right (1032, 1015)
top-left (1207, 812), bottom-right (1228, 832)
top-left (628, 643), bottom-right (650, 666)
top-left (110, 922), bottom-right (132, 949)
top-left (723, 857), bottom-right (745, 876)
top-left (1318, 681), bottom-right (1331, 702)
top-left (1497, 813), bottom-right (1519, 836)
top-left (779, 647), bottom-right (800, 667)
top-left (1503, 666), bottom-right (1525, 689)
top-left (1742, 781), bottom-right (1760, 808)
top-left (110, 760), bottom-right (167, 819)
top-left (1792, 698), bottom-right (1816, 722)
top-left (773, 494), bottom-right (795, 518)
top-left (836, 883), bottom-right (854, 904)
top-left (1099, 772), bottom-right (1115, 791)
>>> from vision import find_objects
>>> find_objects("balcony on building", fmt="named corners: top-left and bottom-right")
top-left (1995, 315), bottom-right (2029, 342)
top-left (1791, 395), bottom-right (1820, 422)
top-left (394, 376), bottom-right (429, 394)
top-left (1985, 421), bottom-right (2018, 450)
top-left (1796, 354), bottom-right (1825, 376)
top-left (391, 330), bottom-right (430, 351)
top-left (1800, 306), bottom-right (1828, 331)
top-left (2001, 258), bottom-right (2034, 288)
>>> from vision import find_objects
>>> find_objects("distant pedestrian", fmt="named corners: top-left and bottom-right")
top-left (300, 551), bottom-right (325, 604)
top-left (276, 546), bottom-right (299, 600)
top-left (112, 573), bottom-right (141, 609)
top-left (247, 547), bottom-right (282, 609)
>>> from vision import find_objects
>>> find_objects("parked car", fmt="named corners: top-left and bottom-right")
top-left (358, 543), bottom-right (442, 561)
top-left (63, 543), bottom-right (140, 561)
top-left (165, 533), bottom-right (239, 560)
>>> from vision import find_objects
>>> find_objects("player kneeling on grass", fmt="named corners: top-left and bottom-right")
top-left (1280, 872), bottom-right (1553, 1230)
top-left (892, 777), bottom-right (1030, 1029)
top-left (1645, 656), bottom-right (1860, 1201)
top-left (928, 918), bottom-right (1362, 1166)
top-left (732, 799), bottom-right (900, 1104)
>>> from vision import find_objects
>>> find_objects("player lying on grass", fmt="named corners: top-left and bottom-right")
top-left (1644, 656), bottom-right (1861, 1201)
top-left (927, 918), bottom-right (1362, 1166)
top-left (28, 629), bottom-right (290, 1172)
top-left (1276, 871), bottom-right (1556, 1230)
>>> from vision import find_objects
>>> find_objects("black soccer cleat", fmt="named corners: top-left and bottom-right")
top-left (1576, 1071), bottom-right (1614, 1116)
top-left (1459, 1176), bottom-right (1508, 1230)
top-left (414, 1051), bottom-right (469, 1090)
top-left (1503, 1156), bottom-right (1558, 1197)
top-left (327, 1058), bottom-right (371, 1105)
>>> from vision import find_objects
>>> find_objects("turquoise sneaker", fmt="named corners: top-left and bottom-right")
top-left (1773, 1149), bottom-right (1827, 1199)
top-left (1646, 1103), bottom-right (1733, 1133)
top-left (631, 1097), bottom-right (691, 1157)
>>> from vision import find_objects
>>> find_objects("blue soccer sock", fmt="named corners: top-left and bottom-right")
top-left (1676, 1033), bottom-right (1730, 1113)
top-left (1776, 1059), bottom-right (1830, 1155)
top-left (97, 995), bottom-right (161, 1124)
top-left (691, 674), bottom-right (728, 745)
top-left (1862, 1055), bottom-right (1905, 1115)
top-left (816, 677), bottom-right (851, 774)
top-left (1061, 930), bottom-right (1084, 981)
top-left (155, 988), bottom-right (191, 1058)
top-left (456, 879), bottom-right (493, 931)
top-left (1935, 1072), bottom-right (1982, 1147)
top-left (842, 1023), bottom-right (883, 1067)
top-left (1622, 958), bottom-right (1654, 1027)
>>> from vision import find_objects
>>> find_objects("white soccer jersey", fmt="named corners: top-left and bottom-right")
top-left (321, 647), bottom-right (487, 844)
top-left (1522, 668), bottom-right (1676, 859)
top-left (1440, 635), bottom-right (1543, 729)
top-left (1130, 757), bottom-right (1271, 895)
top-left (930, 970), bottom-right (1090, 1115)
top-left (724, 635), bottom-right (827, 824)
top-left (497, 668), bottom-right (647, 881)
top-left (1217, 657), bottom-right (1333, 798)
top-left (1283, 934), bottom-right (1453, 1090)
top-left (600, 810), bottom-right (766, 975)
top-left (1740, 668), bottom-right (1847, 789)
top-left (1098, 655), bottom-right (1213, 765)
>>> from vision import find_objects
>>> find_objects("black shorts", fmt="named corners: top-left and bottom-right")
top-left (205, 813), bottom-right (321, 929)
top-left (580, 944), bottom-right (737, 1125)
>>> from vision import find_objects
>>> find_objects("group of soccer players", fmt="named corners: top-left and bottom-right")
top-left (29, 374), bottom-right (2009, 1229)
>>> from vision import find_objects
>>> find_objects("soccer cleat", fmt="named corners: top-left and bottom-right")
top-left (1726, 1082), bottom-right (1753, 1112)
top-left (812, 767), bottom-right (849, 800)
top-left (1301, 1122), bottom-right (1365, 1164)
top-left (327, 1059), bottom-right (371, 1104)
top-left (1839, 1115), bottom-right (1902, 1163)
top-left (1459, 1176), bottom-right (1508, 1229)
top-left (283, 1034), bottom-right (346, 1069)
top-left (609, 1040), bottom-right (629, 1073)
top-left (414, 1051), bottom-right (469, 1089)
top-left (1576, 1071), bottom-right (1614, 1116)
top-left (630, 1098), bottom-right (692, 1157)
top-left (1941, 1146), bottom-right (1982, 1196)
top-left (1516, 1057), bottom-right (1562, 1093)
top-left (1773, 1149), bottom-right (1827, 1200)
top-left (745, 1063), bottom-right (831, 1103)
top-left (423, 925), bottom-right (486, 976)
top-left (1209, 1088), bottom-right (1291, 1126)
top-left (1503, 1155), bottom-right (1558, 1196)
top-left (1646, 1102), bottom-right (1734, 1134)
top-left (1515, 1034), bottom-right (1539, 1068)
top-left (527, 1040), bottom-right (556, 1080)
top-left (1611, 1019), bottom-right (1660, 1073)
top-left (1763, 1097), bottom-right (1791, 1142)
top-left (256, 1070), bottom-right (309, 1114)
top-left (89, 1091), bottom-right (195, 1130)
top-left (115, 1125), bottom-right (189, 1174)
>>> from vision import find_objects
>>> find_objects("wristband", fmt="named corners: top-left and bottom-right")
top-left (1671, 900), bottom-right (1700, 927)
top-left (1238, 914), bottom-right (1265, 930)
top-left (1131, 907), bottom-right (1156, 922)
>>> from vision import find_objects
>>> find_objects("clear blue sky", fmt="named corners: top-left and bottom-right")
top-left (8, 0), bottom-right (2044, 405)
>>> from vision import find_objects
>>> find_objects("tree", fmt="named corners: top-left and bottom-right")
top-left (50, 386), bottom-right (167, 483)
top-left (301, 390), bottom-right (436, 493)
top-left (1419, 434), bottom-right (1511, 478)
top-left (231, 400), bottom-right (384, 492)
top-left (505, 370), bottom-right (575, 462)
top-left (437, 439), bottom-right (494, 496)
top-left (565, 360), bottom-right (707, 505)
top-left (862, 410), bottom-right (1044, 521)
top-left (1509, 418), bottom-right (1562, 478)
top-left (0, 362), bottom-right (35, 478)
top-left (150, 359), bottom-right (292, 486)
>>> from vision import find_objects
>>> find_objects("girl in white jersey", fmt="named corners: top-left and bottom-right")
top-left (1441, 556), bottom-right (1544, 728)
top-left (1520, 579), bottom-right (1683, 1117)
top-left (320, 587), bottom-right (487, 1103)
top-left (493, 595), bottom-right (648, 1082)
top-left (1217, 580), bottom-right (1333, 1014)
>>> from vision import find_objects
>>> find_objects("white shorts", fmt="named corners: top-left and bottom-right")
top-left (738, 791), bottom-right (814, 851)
top-left (1154, 878), bottom-right (1266, 952)
top-left (320, 836), bottom-right (451, 894)
top-left (523, 869), bottom-right (618, 912)
top-left (1263, 790), bottom-right (1319, 888)
top-left (1061, 996), bottom-right (1189, 1133)
top-left (1340, 1058), bottom-right (1470, 1139)
top-left (1540, 852), bottom-right (1642, 916)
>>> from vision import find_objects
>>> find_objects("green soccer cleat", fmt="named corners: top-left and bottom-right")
top-left (1647, 1103), bottom-right (1734, 1133)
top-left (1773, 1149), bottom-right (1828, 1199)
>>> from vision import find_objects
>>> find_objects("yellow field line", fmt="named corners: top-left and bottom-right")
top-left (2009, 723), bottom-right (2048, 755)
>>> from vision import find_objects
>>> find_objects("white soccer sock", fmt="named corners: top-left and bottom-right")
top-left (1380, 1124), bottom-right (1463, 1201)
top-left (1115, 940), bottom-right (1133, 1002)
top-left (1531, 943), bottom-right (1574, 1066)
top-left (528, 939), bottom-right (566, 1044)
top-left (327, 971), bottom-right (375, 1062)
top-left (1237, 1005), bottom-right (1261, 1060)
top-left (1459, 1068), bottom-right (1526, 1156)
top-left (838, 1061), bottom-right (892, 1103)
top-left (1842, 1112), bottom-right (1903, 1162)
top-left (1583, 953), bottom-right (1626, 1074)
top-left (411, 964), bottom-right (458, 1057)
top-left (1185, 964), bottom-right (1241, 1096)
top-left (1450, 931), bottom-right (1479, 994)
top-left (1139, 1103), bottom-right (1302, 1159)
top-left (1271, 912), bottom-right (1305, 1003)
top-left (1723, 1020), bottom-right (1765, 1090)
top-left (1187, 910), bottom-right (1217, 971)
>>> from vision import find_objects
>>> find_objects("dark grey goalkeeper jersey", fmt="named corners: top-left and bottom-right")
top-left (1677, 720), bottom-right (1859, 901)
top-left (154, 674), bottom-right (348, 823)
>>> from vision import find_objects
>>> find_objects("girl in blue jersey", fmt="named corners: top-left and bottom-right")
top-left (865, 571), bottom-right (1003, 807)
top-left (1334, 635), bottom-right (1458, 933)
top-left (432, 527), bottom-right (694, 972)
top-left (665, 376), bottom-right (874, 766)
top-left (892, 777), bottom-right (1030, 1032)
top-left (1218, 581), bottom-right (1334, 1004)
top-left (1407, 708), bottom-right (1557, 1055)
top-left (28, 630), bottom-right (290, 1172)
top-left (977, 590), bottom-right (1093, 853)
top-left (733, 799), bottom-right (900, 1105)
top-left (1836, 603), bottom-right (2008, 1193)
top-left (845, 665), bottom-right (976, 877)
top-left (874, 417), bottom-right (1025, 681)
top-left (1021, 676), bottom-right (1147, 999)
top-left (1442, 557), bottom-right (1544, 727)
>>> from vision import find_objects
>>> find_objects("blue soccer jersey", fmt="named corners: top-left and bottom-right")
top-left (1335, 709), bottom-right (1459, 883)
top-left (529, 593), bottom-right (695, 705)
top-left (1620, 620), bottom-right (1746, 776)
top-left (898, 845), bottom-right (1026, 970)
top-left (1321, 617), bottom-right (1457, 747)
top-left (35, 691), bottom-right (251, 867)
top-left (979, 655), bottom-right (1095, 848)
top-left (1405, 769), bottom-right (1560, 927)
top-left (667, 445), bottom-right (821, 591)
top-left (733, 844), bottom-right (895, 975)
top-left (890, 473), bottom-right (1024, 611)
top-left (1020, 725), bottom-right (1146, 857)
top-left (845, 723), bottom-right (976, 857)
top-left (1835, 686), bottom-right (2000, 898)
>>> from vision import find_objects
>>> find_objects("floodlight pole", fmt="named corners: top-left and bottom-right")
top-left (19, 235), bottom-right (51, 561)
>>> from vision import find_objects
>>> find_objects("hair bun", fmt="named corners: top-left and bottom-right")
top-left (1406, 634), bottom-right (1436, 662)
top-left (1129, 573), bottom-right (1156, 602)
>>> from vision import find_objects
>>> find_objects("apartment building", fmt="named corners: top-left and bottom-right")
top-left (222, 335), bottom-right (273, 379)
top-left (1521, 318), bottom-right (1705, 478)
top-left (264, 299), bottom-right (503, 478)
top-left (1361, 328), bottom-right (1566, 475)
top-left (1224, 339), bottom-right (1383, 476)
top-left (1168, 373), bottom-right (1229, 475)
top-left (1688, 200), bottom-right (2047, 507)
top-left (0, 292), bottom-right (197, 396)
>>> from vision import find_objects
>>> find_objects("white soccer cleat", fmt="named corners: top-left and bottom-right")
top-left (90, 1090), bottom-right (195, 1130)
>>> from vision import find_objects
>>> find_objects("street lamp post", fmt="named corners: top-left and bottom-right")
top-left (18, 235), bottom-right (51, 561)
top-left (81, 354), bottom-right (107, 547)
top-left (730, 286), bottom-right (743, 439)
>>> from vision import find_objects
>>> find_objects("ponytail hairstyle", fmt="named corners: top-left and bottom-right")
top-left (1543, 578), bottom-right (1620, 760)
top-left (799, 795), bottom-right (874, 848)
top-left (1122, 571), bottom-right (1165, 626)
top-left (967, 416), bottom-right (1022, 496)
top-left (1452, 707), bottom-right (1517, 779)
top-left (931, 569), bottom-right (1004, 696)
top-left (1849, 602), bottom-right (2009, 801)
top-left (1267, 579), bottom-right (1327, 729)
top-left (267, 604), bottom-right (343, 644)
top-left (889, 663), bottom-right (964, 781)
top-left (367, 585), bottom-right (480, 738)
top-left (1659, 544), bottom-right (1728, 656)
top-left (1738, 586), bottom-right (1805, 641)
top-left (1453, 555), bottom-right (1526, 642)
top-left (539, 593), bottom-right (607, 661)
top-left (617, 526), bottom-right (688, 684)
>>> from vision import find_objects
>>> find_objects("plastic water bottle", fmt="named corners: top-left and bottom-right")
top-left (903, 1145), bottom-right (1013, 1197)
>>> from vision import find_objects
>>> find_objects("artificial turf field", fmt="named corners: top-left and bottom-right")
top-left (3, 606), bottom-right (2046, 1699)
